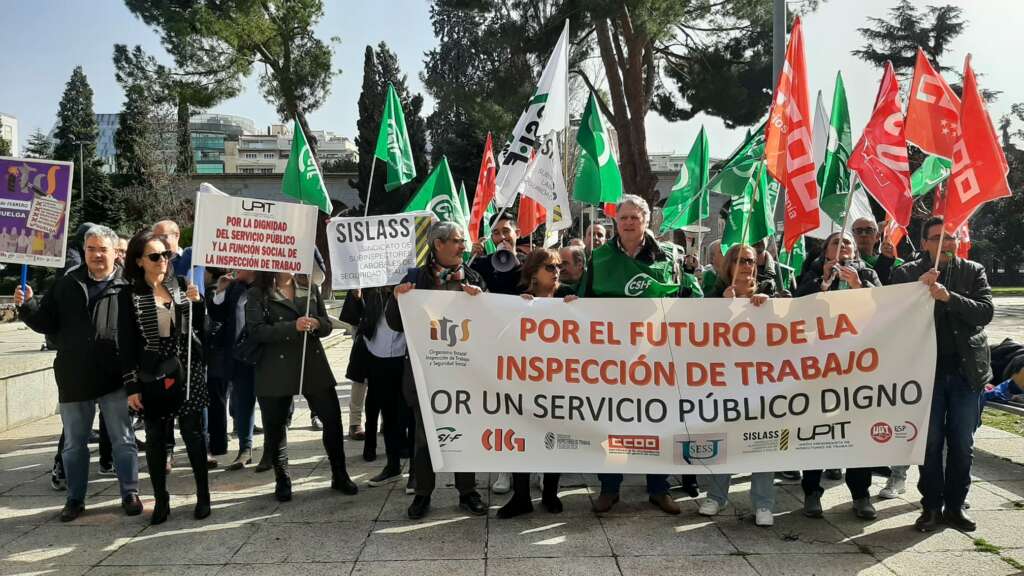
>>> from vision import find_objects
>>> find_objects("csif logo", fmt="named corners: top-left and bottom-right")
top-left (241, 199), bottom-right (276, 213)
top-left (430, 317), bottom-right (471, 347)
top-left (436, 426), bottom-right (462, 448)
top-left (624, 273), bottom-right (654, 296)
top-left (481, 428), bottom-right (525, 452)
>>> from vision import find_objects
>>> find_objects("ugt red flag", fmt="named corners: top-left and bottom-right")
top-left (518, 194), bottom-right (546, 237)
top-left (905, 49), bottom-right (961, 159)
top-left (848, 62), bottom-right (914, 226)
top-left (764, 17), bottom-right (819, 250)
top-left (944, 56), bottom-right (1012, 234)
top-left (469, 133), bottom-right (497, 242)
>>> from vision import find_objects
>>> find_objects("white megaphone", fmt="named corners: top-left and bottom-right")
top-left (490, 246), bottom-right (518, 273)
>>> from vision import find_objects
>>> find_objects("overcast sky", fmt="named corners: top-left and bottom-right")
top-left (2, 0), bottom-right (1021, 159)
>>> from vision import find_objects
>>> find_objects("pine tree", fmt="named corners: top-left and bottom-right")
top-left (853, 0), bottom-right (965, 79)
top-left (0, 138), bottom-right (10, 157)
top-left (23, 129), bottom-right (53, 159)
top-left (351, 42), bottom-right (429, 215)
top-left (115, 84), bottom-right (154, 186)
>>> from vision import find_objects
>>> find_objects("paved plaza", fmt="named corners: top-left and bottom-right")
top-left (0, 299), bottom-right (1022, 576)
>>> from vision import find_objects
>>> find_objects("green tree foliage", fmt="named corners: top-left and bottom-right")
top-left (0, 138), bottom-right (10, 157)
top-left (23, 129), bottom-right (53, 159)
top-left (852, 0), bottom-right (964, 79)
top-left (971, 109), bottom-right (1024, 284)
top-left (115, 84), bottom-right (155, 185)
top-left (352, 43), bottom-right (429, 215)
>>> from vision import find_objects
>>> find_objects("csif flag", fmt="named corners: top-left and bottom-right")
top-left (905, 49), bottom-right (961, 160)
top-left (660, 127), bottom-right (710, 234)
top-left (764, 17), bottom-right (819, 250)
top-left (282, 119), bottom-right (332, 214)
top-left (404, 157), bottom-right (467, 232)
top-left (374, 83), bottom-right (417, 191)
top-left (707, 124), bottom-right (765, 198)
top-left (817, 72), bottom-right (855, 224)
top-left (721, 163), bottom-right (779, 253)
top-left (911, 155), bottom-right (953, 198)
top-left (848, 62), bottom-right (913, 226)
top-left (943, 55), bottom-right (1011, 234)
top-left (573, 92), bottom-right (623, 205)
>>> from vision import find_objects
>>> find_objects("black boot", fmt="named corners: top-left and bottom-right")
top-left (497, 474), bottom-right (534, 519)
top-left (275, 467), bottom-right (293, 502)
top-left (194, 492), bottom-right (211, 520)
top-left (541, 473), bottom-right (563, 514)
top-left (151, 495), bottom-right (170, 525)
top-left (331, 462), bottom-right (358, 495)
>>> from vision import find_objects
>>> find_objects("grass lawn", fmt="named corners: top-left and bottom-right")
top-left (982, 410), bottom-right (1024, 437)
top-left (992, 287), bottom-right (1024, 296)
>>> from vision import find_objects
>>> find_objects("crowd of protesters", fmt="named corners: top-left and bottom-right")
top-left (12, 194), bottom-right (1013, 537)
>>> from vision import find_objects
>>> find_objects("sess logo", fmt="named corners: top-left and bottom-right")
top-left (481, 428), bottom-right (525, 452)
top-left (674, 434), bottom-right (727, 465)
top-left (430, 317), bottom-right (471, 347)
top-left (624, 273), bottom-right (654, 296)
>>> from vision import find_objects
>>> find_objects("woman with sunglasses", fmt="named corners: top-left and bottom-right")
top-left (795, 231), bottom-right (881, 522)
top-left (496, 248), bottom-right (574, 518)
top-left (697, 244), bottom-right (779, 526)
top-left (245, 271), bottom-right (358, 503)
top-left (119, 230), bottom-right (210, 525)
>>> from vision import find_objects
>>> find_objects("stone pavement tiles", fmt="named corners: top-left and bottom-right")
top-left (0, 335), bottom-right (1022, 575)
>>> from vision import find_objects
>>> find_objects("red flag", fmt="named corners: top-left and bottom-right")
top-left (932, 183), bottom-right (947, 216)
top-left (603, 203), bottom-right (616, 218)
top-left (944, 56), bottom-right (1012, 234)
top-left (882, 214), bottom-right (906, 250)
top-left (764, 17), bottom-right (819, 250)
top-left (905, 49), bottom-right (961, 159)
top-left (848, 62), bottom-right (914, 226)
top-left (518, 194), bottom-right (546, 237)
top-left (469, 133), bottom-right (497, 242)
top-left (957, 223), bottom-right (971, 259)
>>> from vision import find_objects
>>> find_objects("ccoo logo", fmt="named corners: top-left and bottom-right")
top-left (481, 428), bottom-right (525, 452)
top-left (430, 317), bottom-right (471, 347)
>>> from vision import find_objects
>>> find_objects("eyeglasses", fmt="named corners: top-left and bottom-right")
top-left (144, 251), bottom-right (174, 263)
top-left (445, 237), bottom-right (466, 245)
top-left (852, 227), bottom-right (877, 236)
top-left (543, 264), bottom-right (560, 273)
top-left (737, 257), bottom-right (756, 266)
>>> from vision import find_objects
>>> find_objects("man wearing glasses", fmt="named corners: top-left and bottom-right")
top-left (851, 217), bottom-right (903, 285)
top-left (891, 216), bottom-right (993, 533)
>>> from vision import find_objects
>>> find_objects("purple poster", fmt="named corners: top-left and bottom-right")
top-left (0, 156), bottom-right (74, 268)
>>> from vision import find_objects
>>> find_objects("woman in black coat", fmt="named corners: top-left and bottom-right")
top-left (120, 230), bottom-right (210, 525)
top-left (245, 271), bottom-right (357, 502)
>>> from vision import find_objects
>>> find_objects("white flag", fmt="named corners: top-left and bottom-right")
top-left (495, 20), bottom-right (569, 207)
top-left (518, 132), bottom-right (572, 232)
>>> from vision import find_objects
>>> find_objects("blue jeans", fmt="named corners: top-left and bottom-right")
top-left (59, 388), bottom-right (139, 503)
top-left (230, 366), bottom-right (256, 450)
top-left (701, 472), bottom-right (775, 511)
top-left (918, 372), bottom-right (980, 511)
top-left (598, 474), bottom-right (669, 496)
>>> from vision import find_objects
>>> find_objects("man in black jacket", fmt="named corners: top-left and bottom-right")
top-left (891, 216), bottom-right (994, 533)
top-left (15, 225), bottom-right (141, 522)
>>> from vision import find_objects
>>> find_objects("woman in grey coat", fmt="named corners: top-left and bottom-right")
top-left (245, 271), bottom-right (358, 502)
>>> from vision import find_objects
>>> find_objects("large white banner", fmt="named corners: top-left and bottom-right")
top-left (327, 212), bottom-right (432, 290)
top-left (399, 284), bottom-right (937, 474)
top-left (192, 194), bottom-right (317, 274)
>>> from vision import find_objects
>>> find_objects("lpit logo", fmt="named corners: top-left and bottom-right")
top-left (429, 317), bottom-right (471, 347)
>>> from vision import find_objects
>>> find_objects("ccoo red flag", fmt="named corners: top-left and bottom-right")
top-left (932, 183), bottom-right (947, 216)
top-left (518, 194), bottom-right (546, 237)
top-left (943, 56), bottom-right (1012, 234)
top-left (764, 17), bottom-right (819, 250)
top-left (905, 49), bottom-right (961, 159)
top-left (469, 133), bottom-right (497, 242)
top-left (848, 62), bottom-right (914, 226)
top-left (957, 223), bottom-right (972, 259)
top-left (882, 214), bottom-right (906, 250)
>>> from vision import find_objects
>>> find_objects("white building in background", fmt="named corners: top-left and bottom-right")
top-left (1, 113), bottom-right (18, 155)
top-left (225, 123), bottom-right (358, 174)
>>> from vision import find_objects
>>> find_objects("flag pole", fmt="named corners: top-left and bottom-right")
top-left (363, 160), bottom-right (378, 218)
top-left (823, 172), bottom-right (860, 289)
top-left (185, 265), bottom-right (194, 401)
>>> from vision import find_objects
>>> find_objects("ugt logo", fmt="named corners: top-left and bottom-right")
top-left (430, 316), bottom-right (471, 347)
top-left (481, 428), bottom-right (525, 452)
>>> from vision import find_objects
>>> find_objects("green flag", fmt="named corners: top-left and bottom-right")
top-left (660, 127), bottom-right (710, 234)
top-left (721, 163), bottom-right (778, 253)
top-left (779, 235), bottom-right (806, 292)
top-left (374, 83), bottom-right (416, 192)
top-left (573, 93), bottom-right (623, 205)
top-left (458, 181), bottom-right (472, 247)
top-left (911, 155), bottom-right (952, 197)
top-left (404, 157), bottom-right (467, 230)
top-left (481, 202), bottom-right (497, 254)
top-left (282, 119), bottom-right (331, 213)
top-left (707, 123), bottom-right (767, 198)
top-left (817, 72), bottom-right (853, 223)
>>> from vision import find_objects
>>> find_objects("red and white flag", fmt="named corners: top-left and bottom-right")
top-left (943, 56), bottom-right (1011, 234)
top-left (848, 62), bottom-right (914, 226)
top-left (882, 214), bottom-right (906, 250)
top-left (518, 194), bottom-right (546, 237)
top-left (957, 223), bottom-right (972, 259)
top-left (905, 49), bottom-right (961, 160)
top-left (764, 17), bottom-right (819, 250)
top-left (469, 133), bottom-right (497, 242)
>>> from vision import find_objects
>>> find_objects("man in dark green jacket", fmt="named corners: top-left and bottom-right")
top-left (891, 216), bottom-right (994, 533)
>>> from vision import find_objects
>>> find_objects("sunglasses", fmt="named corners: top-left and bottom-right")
top-left (737, 257), bottom-right (756, 266)
top-left (852, 227), bottom-right (877, 236)
top-left (144, 251), bottom-right (174, 263)
top-left (543, 263), bottom-right (561, 273)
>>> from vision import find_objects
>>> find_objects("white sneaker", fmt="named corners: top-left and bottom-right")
top-left (879, 477), bottom-right (906, 499)
top-left (755, 507), bottom-right (774, 527)
top-left (698, 498), bottom-right (725, 516)
top-left (492, 472), bottom-right (511, 494)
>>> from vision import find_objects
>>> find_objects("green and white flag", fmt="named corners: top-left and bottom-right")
top-left (779, 235), bottom-right (807, 292)
top-left (817, 72), bottom-right (853, 223)
top-left (458, 181), bottom-right (472, 243)
top-left (374, 83), bottom-right (417, 192)
top-left (480, 201), bottom-right (497, 254)
top-left (660, 126), bottom-right (709, 234)
top-left (282, 119), bottom-right (332, 214)
top-left (404, 157), bottom-right (467, 231)
top-left (707, 123), bottom-right (765, 198)
top-left (721, 163), bottom-right (778, 253)
top-left (572, 92), bottom-right (623, 205)
top-left (911, 155), bottom-right (952, 197)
